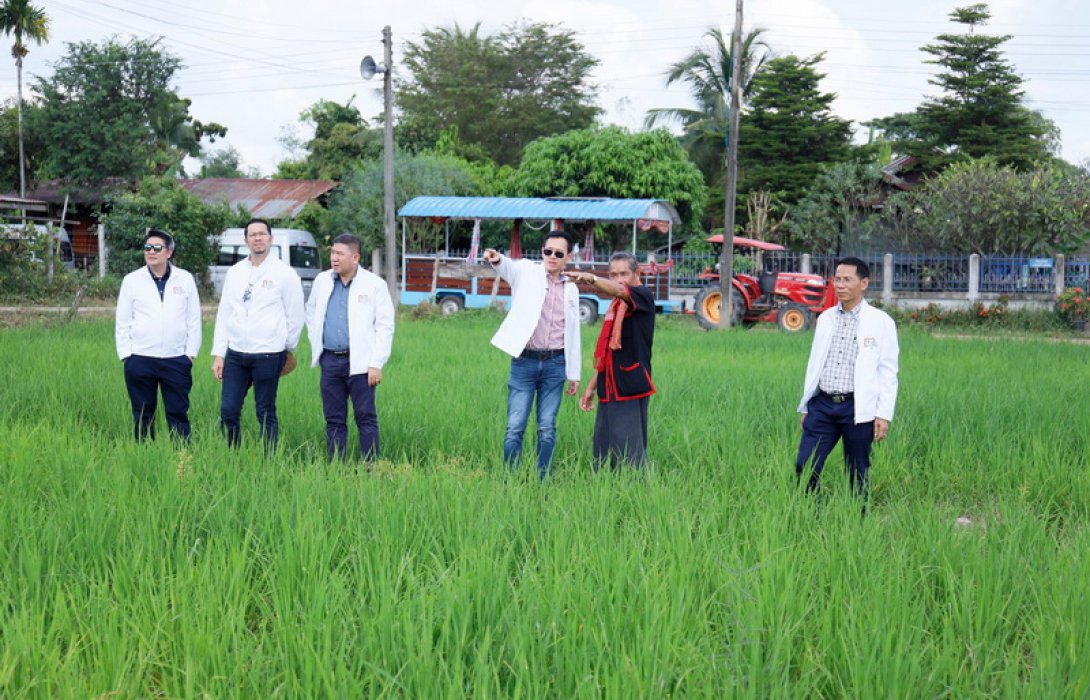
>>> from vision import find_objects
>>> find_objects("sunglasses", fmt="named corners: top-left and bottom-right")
top-left (143, 244), bottom-right (165, 252)
top-left (541, 247), bottom-right (568, 259)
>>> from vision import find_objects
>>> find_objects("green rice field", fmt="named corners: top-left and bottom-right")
top-left (1, 312), bottom-right (1088, 698)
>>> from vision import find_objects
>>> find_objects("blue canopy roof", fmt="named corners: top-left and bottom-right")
top-left (398, 196), bottom-right (680, 225)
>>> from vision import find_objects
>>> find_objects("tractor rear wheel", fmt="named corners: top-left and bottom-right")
top-left (694, 286), bottom-right (745, 330)
top-left (776, 302), bottom-right (812, 332)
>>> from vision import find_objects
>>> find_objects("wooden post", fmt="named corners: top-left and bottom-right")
top-left (97, 224), bottom-right (106, 278)
top-left (430, 257), bottom-right (440, 298)
top-left (718, 0), bottom-right (744, 329)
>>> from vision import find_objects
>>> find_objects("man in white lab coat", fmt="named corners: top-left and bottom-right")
top-left (115, 228), bottom-right (202, 441)
top-left (796, 257), bottom-right (899, 499)
top-left (306, 234), bottom-right (395, 461)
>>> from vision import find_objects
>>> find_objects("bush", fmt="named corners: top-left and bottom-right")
top-left (101, 177), bottom-right (232, 283)
top-left (873, 298), bottom-right (1066, 333)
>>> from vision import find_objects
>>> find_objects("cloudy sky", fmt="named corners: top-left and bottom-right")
top-left (5, 0), bottom-right (1088, 175)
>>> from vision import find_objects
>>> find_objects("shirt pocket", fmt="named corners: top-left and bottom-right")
top-left (615, 361), bottom-right (653, 397)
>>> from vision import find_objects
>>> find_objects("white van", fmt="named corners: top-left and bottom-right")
top-left (0, 223), bottom-right (75, 270)
top-left (210, 227), bottom-right (322, 299)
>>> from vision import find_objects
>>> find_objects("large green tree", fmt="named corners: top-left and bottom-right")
top-left (781, 161), bottom-right (885, 253)
top-left (645, 27), bottom-right (770, 202)
top-left (738, 53), bottom-right (853, 208)
top-left (871, 4), bottom-right (1055, 172)
top-left (883, 159), bottom-right (1090, 255)
top-left (509, 126), bottom-right (706, 243)
top-left (275, 98), bottom-right (381, 180)
top-left (396, 21), bottom-right (600, 166)
top-left (326, 153), bottom-right (479, 252)
top-left (32, 38), bottom-right (226, 186)
top-left (0, 0), bottom-right (48, 197)
top-left (0, 98), bottom-right (43, 191)
top-left (101, 176), bottom-right (232, 279)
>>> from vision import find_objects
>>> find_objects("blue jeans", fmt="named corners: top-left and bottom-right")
top-left (319, 352), bottom-right (379, 461)
top-left (504, 354), bottom-right (567, 478)
top-left (220, 349), bottom-right (286, 448)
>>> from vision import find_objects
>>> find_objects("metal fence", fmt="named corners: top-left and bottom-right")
top-left (428, 248), bottom-right (1090, 295)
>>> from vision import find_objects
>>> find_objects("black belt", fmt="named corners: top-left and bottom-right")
top-left (818, 390), bottom-right (853, 403)
top-left (521, 348), bottom-right (564, 360)
top-left (325, 349), bottom-right (350, 357)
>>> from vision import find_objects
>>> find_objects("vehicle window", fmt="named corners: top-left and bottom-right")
top-left (217, 245), bottom-right (239, 265)
top-left (290, 245), bottom-right (321, 269)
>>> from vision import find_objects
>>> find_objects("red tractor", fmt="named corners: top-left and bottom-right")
top-left (692, 235), bottom-right (837, 332)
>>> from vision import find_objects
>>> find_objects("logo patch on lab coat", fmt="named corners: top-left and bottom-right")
top-left (358, 294), bottom-right (369, 304)
top-left (172, 285), bottom-right (185, 295)
top-left (863, 336), bottom-right (878, 348)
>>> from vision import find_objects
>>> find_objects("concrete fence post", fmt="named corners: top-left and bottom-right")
top-left (372, 248), bottom-right (382, 274)
top-left (968, 253), bottom-right (980, 302)
top-left (801, 253), bottom-right (811, 275)
top-left (1055, 254), bottom-right (1065, 297)
top-left (883, 253), bottom-right (893, 304)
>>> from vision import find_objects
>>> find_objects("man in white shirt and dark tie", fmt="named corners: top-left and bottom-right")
top-left (211, 218), bottom-right (305, 448)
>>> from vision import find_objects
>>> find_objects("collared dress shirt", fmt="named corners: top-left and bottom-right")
top-left (527, 274), bottom-right (567, 350)
top-left (819, 303), bottom-right (861, 394)
top-left (322, 275), bottom-right (352, 352)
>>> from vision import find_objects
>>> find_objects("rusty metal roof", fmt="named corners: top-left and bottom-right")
top-left (178, 178), bottom-right (338, 218)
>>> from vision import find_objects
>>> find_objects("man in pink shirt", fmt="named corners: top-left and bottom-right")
top-left (483, 230), bottom-right (581, 478)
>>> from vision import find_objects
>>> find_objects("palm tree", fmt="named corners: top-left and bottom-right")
top-left (646, 27), bottom-right (771, 185)
top-left (0, 0), bottom-right (49, 197)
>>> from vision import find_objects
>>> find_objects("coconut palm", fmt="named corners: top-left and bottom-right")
top-left (0, 0), bottom-right (49, 197)
top-left (646, 27), bottom-right (771, 184)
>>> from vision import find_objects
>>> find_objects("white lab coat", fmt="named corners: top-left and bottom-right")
top-left (798, 299), bottom-right (899, 423)
top-left (489, 255), bottom-right (581, 381)
top-left (211, 256), bottom-right (305, 356)
top-left (306, 266), bottom-right (395, 375)
top-left (115, 264), bottom-right (202, 360)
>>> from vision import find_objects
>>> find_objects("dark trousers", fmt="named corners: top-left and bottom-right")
top-left (795, 393), bottom-right (874, 496)
top-left (319, 352), bottom-right (379, 461)
top-left (123, 354), bottom-right (193, 441)
top-left (220, 349), bottom-right (286, 448)
top-left (593, 397), bottom-right (649, 470)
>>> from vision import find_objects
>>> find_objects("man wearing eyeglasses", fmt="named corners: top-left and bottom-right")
top-left (483, 231), bottom-right (581, 479)
top-left (115, 229), bottom-right (202, 441)
top-left (795, 257), bottom-right (899, 504)
top-left (211, 218), bottom-right (305, 449)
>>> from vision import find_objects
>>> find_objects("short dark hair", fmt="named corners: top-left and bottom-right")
top-left (543, 229), bottom-right (575, 254)
top-left (835, 257), bottom-right (870, 280)
top-left (609, 251), bottom-right (638, 272)
top-left (144, 227), bottom-right (174, 251)
top-left (244, 218), bottom-right (272, 237)
top-left (332, 233), bottom-right (362, 256)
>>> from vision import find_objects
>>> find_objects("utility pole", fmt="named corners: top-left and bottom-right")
top-left (381, 25), bottom-right (398, 303)
top-left (718, 0), bottom-right (744, 329)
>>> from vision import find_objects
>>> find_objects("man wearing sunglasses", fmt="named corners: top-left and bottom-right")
top-left (115, 229), bottom-right (202, 441)
top-left (483, 231), bottom-right (581, 479)
top-left (211, 218), bottom-right (305, 449)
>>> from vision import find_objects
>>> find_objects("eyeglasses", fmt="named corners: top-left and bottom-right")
top-left (541, 247), bottom-right (568, 259)
top-left (143, 244), bottom-right (165, 252)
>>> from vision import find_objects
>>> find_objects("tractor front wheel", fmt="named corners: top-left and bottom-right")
top-left (694, 286), bottom-right (745, 330)
top-left (776, 302), bottom-right (812, 332)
